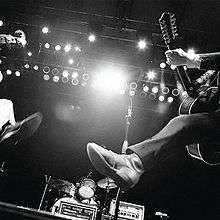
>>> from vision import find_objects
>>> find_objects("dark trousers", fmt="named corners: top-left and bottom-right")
top-left (128, 109), bottom-right (220, 170)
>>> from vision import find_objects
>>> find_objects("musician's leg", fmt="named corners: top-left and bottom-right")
top-left (128, 112), bottom-right (220, 169)
top-left (87, 111), bottom-right (220, 188)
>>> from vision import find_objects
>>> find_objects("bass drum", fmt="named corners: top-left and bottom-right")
top-left (78, 178), bottom-right (96, 199)
top-left (51, 197), bottom-right (80, 215)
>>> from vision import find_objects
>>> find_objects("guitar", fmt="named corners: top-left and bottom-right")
top-left (0, 30), bottom-right (27, 47)
top-left (159, 12), bottom-right (220, 165)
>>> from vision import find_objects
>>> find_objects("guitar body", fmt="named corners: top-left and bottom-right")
top-left (159, 13), bottom-right (220, 165)
top-left (178, 87), bottom-right (220, 165)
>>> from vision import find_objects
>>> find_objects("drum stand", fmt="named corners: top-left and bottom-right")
top-left (113, 95), bottom-right (133, 220)
top-left (38, 175), bottom-right (51, 211)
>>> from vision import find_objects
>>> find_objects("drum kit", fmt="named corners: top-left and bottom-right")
top-left (44, 176), bottom-right (118, 214)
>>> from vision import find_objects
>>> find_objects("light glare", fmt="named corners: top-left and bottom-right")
top-left (147, 71), bottom-right (156, 80)
top-left (42, 27), bottom-right (49, 34)
top-left (88, 34), bottom-right (96, 42)
top-left (138, 40), bottom-right (147, 50)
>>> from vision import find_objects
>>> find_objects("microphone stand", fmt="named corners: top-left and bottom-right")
top-left (113, 95), bottom-right (133, 220)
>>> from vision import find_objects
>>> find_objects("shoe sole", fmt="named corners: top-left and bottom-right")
top-left (87, 146), bottom-right (130, 190)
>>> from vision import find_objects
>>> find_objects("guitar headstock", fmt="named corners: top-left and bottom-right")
top-left (159, 12), bottom-right (178, 49)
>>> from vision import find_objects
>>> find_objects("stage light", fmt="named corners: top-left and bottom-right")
top-left (138, 39), bottom-right (147, 50)
top-left (42, 26), bottom-right (49, 34)
top-left (64, 44), bottom-right (71, 52)
top-left (62, 76), bottom-right (69, 83)
top-left (158, 95), bottom-right (165, 102)
top-left (74, 46), bottom-right (81, 52)
top-left (27, 51), bottom-right (32, 57)
top-left (187, 48), bottom-right (196, 59)
top-left (15, 71), bottom-right (21, 77)
top-left (91, 67), bottom-right (125, 94)
top-left (143, 85), bottom-right (149, 92)
top-left (62, 70), bottom-right (69, 78)
top-left (55, 45), bottom-right (61, 51)
top-left (167, 97), bottom-right (174, 103)
top-left (45, 43), bottom-right (50, 49)
top-left (33, 65), bottom-right (39, 70)
top-left (160, 62), bottom-right (166, 69)
top-left (71, 78), bottom-right (79, 86)
top-left (170, 65), bottom-right (176, 70)
top-left (53, 75), bottom-right (59, 82)
top-left (172, 88), bottom-right (180, 96)
top-left (147, 70), bottom-right (156, 80)
top-left (152, 86), bottom-right (159, 94)
top-left (88, 34), bottom-right (96, 42)
top-left (24, 63), bottom-right (30, 69)
top-left (52, 68), bottom-right (59, 75)
top-left (72, 71), bottom-right (78, 79)
top-left (0, 59), bottom-right (2, 65)
top-left (68, 59), bottom-right (74, 65)
top-left (6, 69), bottom-right (12, 75)
top-left (0, 71), bottom-right (3, 83)
top-left (0, 20), bottom-right (3, 27)
top-left (43, 74), bottom-right (50, 81)
top-left (161, 87), bottom-right (169, 94)
top-left (129, 82), bottom-right (138, 90)
top-left (43, 66), bottom-right (50, 74)
top-left (129, 90), bottom-right (135, 96)
top-left (82, 73), bottom-right (90, 81)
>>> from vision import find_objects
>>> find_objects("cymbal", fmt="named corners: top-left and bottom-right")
top-left (97, 177), bottom-right (117, 189)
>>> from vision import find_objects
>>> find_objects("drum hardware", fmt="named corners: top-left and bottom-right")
top-left (38, 175), bottom-right (51, 211)
top-left (97, 177), bottom-right (117, 190)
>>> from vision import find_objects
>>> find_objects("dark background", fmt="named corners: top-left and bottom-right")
top-left (0, 1), bottom-right (220, 220)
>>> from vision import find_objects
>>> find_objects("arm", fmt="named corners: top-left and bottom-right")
top-left (165, 49), bottom-right (220, 71)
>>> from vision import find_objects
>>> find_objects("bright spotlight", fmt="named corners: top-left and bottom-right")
top-left (158, 95), bottom-right (165, 102)
top-left (33, 65), bottom-right (39, 71)
top-left (170, 65), bottom-right (176, 70)
top-left (147, 71), bottom-right (156, 80)
top-left (53, 75), bottom-right (60, 82)
top-left (152, 86), bottom-right (159, 93)
top-left (62, 70), bottom-right (69, 78)
top-left (167, 97), bottom-right (174, 103)
top-left (129, 90), bottom-right (135, 96)
top-left (0, 71), bottom-right (3, 83)
top-left (45, 43), bottom-right (50, 49)
top-left (43, 74), bottom-right (50, 81)
top-left (143, 85), bottom-right (149, 92)
top-left (15, 71), bottom-right (21, 77)
top-left (55, 45), bottom-right (61, 51)
top-left (43, 66), bottom-right (50, 74)
top-left (64, 44), bottom-right (72, 52)
top-left (92, 67), bottom-right (125, 94)
top-left (88, 34), bottom-right (96, 42)
top-left (160, 62), bottom-right (166, 69)
top-left (138, 39), bottom-right (147, 50)
top-left (187, 48), bottom-right (196, 59)
top-left (72, 71), bottom-right (78, 79)
top-left (42, 26), bottom-right (49, 34)
top-left (68, 59), bottom-right (74, 65)
top-left (27, 51), bottom-right (32, 57)
top-left (6, 69), bottom-right (12, 75)
top-left (0, 20), bottom-right (3, 27)
top-left (24, 63), bottom-right (30, 69)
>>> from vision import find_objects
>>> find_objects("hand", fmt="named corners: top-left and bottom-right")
top-left (165, 48), bottom-right (201, 69)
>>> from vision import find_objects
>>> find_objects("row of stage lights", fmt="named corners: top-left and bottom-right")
top-left (0, 63), bottom-right (181, 104)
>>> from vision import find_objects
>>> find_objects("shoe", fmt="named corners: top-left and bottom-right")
top-left (0, 112), bottom-right (43, 144)
top-left (87, 143), bottom-right (144, 190)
